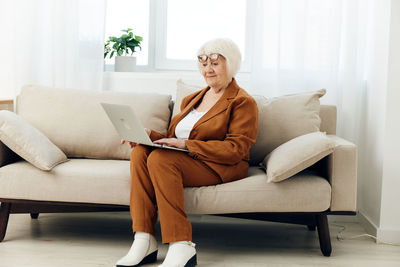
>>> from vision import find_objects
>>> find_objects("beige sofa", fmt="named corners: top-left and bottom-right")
top-left (0, 83), bottom-right (357, 257)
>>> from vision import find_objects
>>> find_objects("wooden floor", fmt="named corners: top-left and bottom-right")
top-left (0, 212), bottom-right (399, 267)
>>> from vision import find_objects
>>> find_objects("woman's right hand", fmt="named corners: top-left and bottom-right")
top-left (120, 140), bottom-right (137, 149)
top-left (121, 128), bottom-right (151, 149)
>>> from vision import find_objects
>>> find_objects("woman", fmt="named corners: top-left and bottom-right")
top-left (117, 38), bottom-right (258, 267)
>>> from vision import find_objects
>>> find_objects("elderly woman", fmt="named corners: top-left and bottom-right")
top-left (117, 38), bottom-right (258, 267)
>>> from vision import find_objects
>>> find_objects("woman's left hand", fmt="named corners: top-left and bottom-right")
top-left (153, 138), bottom-right (187, 149)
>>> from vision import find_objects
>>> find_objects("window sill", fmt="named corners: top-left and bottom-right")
top-left (102, 70), bottom-right (251, 98)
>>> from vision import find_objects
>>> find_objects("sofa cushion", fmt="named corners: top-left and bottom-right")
top-left (185, 167), bottom-right (331, 213)
top-left (0, 161), bottom-right (331, 213)
top-left (0, 110), bottom-right (68, 171)
top-left (319, 105), bottom-right (337, 134)
top-left (249, 89), bottom-right (326, 165)
top-left (260, 132), bottom-right (336, 183)
top-left (172, 80), bottom-right (203, 119)
top-left (173, 81), bottom-right (325, 166)
top-left (0, 159), bottom-right (131, 205)
top-left (17, 85), bottom-right (172, 160)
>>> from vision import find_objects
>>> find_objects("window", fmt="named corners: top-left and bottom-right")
top-left (157, 0), bottom-right (247, 70)
top-left (104, 0), bottom-right (150, 66)
top-left (104, 0), bottom-right (250, 71)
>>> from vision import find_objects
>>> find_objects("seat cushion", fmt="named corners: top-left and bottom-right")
top-left (0, 161), bottom-right (331, 213)
top-left (184, 167), bottom-right (331, 214)
top-left (0, 159), bottom-right (131, 205)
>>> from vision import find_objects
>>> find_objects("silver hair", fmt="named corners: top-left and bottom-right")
top-left (197, 38), bottom-right (242, 78)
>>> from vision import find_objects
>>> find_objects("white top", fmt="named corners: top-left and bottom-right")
top-left (175, 108), bottom-right (206, 140)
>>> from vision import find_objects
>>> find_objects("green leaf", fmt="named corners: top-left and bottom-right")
top-left (129, 41), bottom-right (139, 47)
top-left (105, 28), bottom-right (142, 58)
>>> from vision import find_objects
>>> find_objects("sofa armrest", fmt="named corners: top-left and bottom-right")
top-left (0, 141), bottom-right (19, 168)
top-left (326, 135), bottom-right (357, 211)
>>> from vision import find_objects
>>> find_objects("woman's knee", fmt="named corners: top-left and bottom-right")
top-left (147, 149), bottom-right (183, 167)
top-left (147, 149), bottom-right (167, 169)
top-left (147, 149), bottom-right (181, 180)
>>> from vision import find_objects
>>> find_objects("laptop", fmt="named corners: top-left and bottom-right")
top-left (100, 103), bottom-right (190, 153)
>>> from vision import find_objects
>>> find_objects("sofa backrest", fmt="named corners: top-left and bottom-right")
top-left (15, 84), bottom-right (337, 163)
top-left (174, 80), bottom-right (337, 165)
top-left (16, 85), bottom-right (171, 160)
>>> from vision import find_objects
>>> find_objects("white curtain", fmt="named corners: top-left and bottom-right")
top-left (249, 0), bottom-right (370, 143)
top-left (0, 0), bottom-right (372, 145)
top-left (0, 0), bottom-right (106, 99)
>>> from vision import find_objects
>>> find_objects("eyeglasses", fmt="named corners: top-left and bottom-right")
top-left (197, 53), bottom-right (220, 63)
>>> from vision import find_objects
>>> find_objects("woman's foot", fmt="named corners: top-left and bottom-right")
top-left (158, 241), bottom-right (197, 267)
top-left (116, 232), bottom-right (158, 267)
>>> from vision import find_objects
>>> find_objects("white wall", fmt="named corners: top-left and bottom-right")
top-left (358, 0), bottom-right (400, 244)
top-left (357, 0), bottom-right (390, 235)
top-left (378, 0), bottom-right (400, 244)
top-left (102, 71), bottom-right (251, 100)
top-left (102, 71), bottom-right (205, 99)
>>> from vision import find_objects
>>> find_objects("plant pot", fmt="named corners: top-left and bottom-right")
top-left (115, 56), bottom-right (136, 72)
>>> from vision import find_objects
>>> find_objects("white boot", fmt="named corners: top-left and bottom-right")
top-left (116, 232), bottom-right (158, 267)
top-left (158, 241), bottom-right (197, 267)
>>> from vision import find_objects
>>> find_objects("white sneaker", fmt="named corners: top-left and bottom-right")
top-left (116, 232), bottom-right (158, 267)
top-left (158, 241), bottom-right (197, 267)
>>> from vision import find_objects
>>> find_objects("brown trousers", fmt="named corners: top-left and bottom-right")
top-left (129, 145), bottom-right (221, 243)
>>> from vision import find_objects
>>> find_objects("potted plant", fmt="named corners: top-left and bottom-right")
top-left (104, 28), bottom-right (143, 72)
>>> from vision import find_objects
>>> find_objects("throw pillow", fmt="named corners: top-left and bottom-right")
top-left (260, 131), bottom-right (336, 183)
top-left (0, 110), bottom-right (68, 171)
top-left (249, 89), bottom-right (326, 166)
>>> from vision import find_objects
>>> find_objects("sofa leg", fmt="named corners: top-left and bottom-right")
top-left (30, 213), bottom-right (39, 219)
top-left (316, 214), bottom-right (332, 256)
top-left (0, 202), bottom-right (11, 242)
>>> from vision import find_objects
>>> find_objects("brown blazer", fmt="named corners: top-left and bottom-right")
top-left (149, 79), bottom-right (258, 183)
